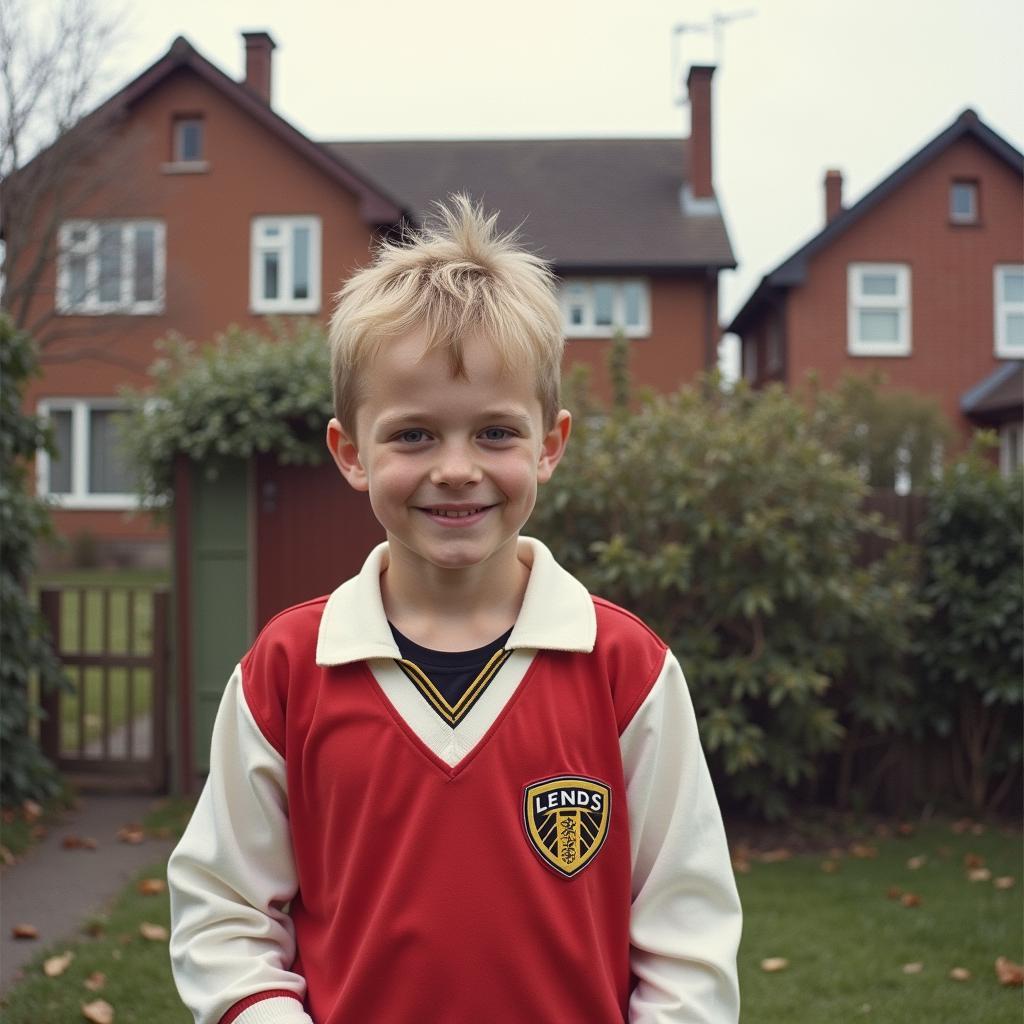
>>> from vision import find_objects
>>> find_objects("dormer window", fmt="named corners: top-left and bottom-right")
top-left (950, 180), bottom-right (978, 224)
top-left (174, 117), bottom-right (204, 162)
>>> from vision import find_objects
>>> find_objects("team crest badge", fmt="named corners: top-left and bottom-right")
top-left (522, 776), bottom-right (611, 878)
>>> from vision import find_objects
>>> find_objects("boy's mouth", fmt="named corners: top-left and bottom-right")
top-left (421, 505), bottom-right (492, 518)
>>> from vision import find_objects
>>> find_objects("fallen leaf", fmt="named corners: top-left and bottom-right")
top-left (760, 957), bottom-right (789, 973)
top-left (951, 819), bottom-right (972, 835)
top-left (828, 847), bottom-right (845, 860)
top-left (12, 923), bottom-right (39, 939)
top-left (970, 823), bottom-right (985, 836)
top-left (964, 852), bottom-right (985, 869)
top-left (82, 837), bottom-right (98, 850)
top-left (139, 922), bottom-right (168, 942)
top-left (110, 949), bottom-right (122, 961)
top-left (30, 824), bottom-right (47, 840)
top-left (116, 824), bottom-right (145, 845)
top-left (874, 823), bottom-right (891, 838)
top-left (759, 848), bottom-right (792, 864)
top-left (731, 857), bottom-right (751, 874)
top-left (81, 999), bottom-right (114, 1023)
top-left (850, 843), bottom-right (878, 859)
top-left (820, 859), bottom-right (840, 874)
top-left (994, 876), bottom-right (1016, 890)
top-left (137, 878), bottom-right (167, 895)
top-left (44, 951), bottom-right (74, 977)
top-left (886, 886), bottom-right (903, 901)
top-left (906, 855), bottom-right (927, 870)
top-left (63, 835), bottom-right (86, 849)
top-left (949, 967), bottom-right (971, 981)
top-left (84, 971), bottom-right (107, 992)
top-left (2, 809), bottom-right (16, 824)
top-left (902, 962), bottom-right (924, 974)
top-left (900, 892), bottom-right (922, 908)
top-left (897, 822), bottom-right (915, 837)
top-left (0, 844), bottom-right (14, 865)
top-left (84, 920), bottom-right (106, 938)
top-left (995, 957), bottom-right (1024, 987)
top-left (967, 868), bottom-right (992, 882)
top-left (22, 799), bottom-right (42, 822)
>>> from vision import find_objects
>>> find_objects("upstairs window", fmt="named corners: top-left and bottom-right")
top-left (560, 279), bottom-right (650, 338)
top-left (57, 220), bottom-right (165, 315)
top-left (949, 180), bottom-right (978, 224)
top-left (847, 263), bottom-right (911, 356)
top-left (36, 399), bottom-right (138, 509)
top-left (174, 116), bottom-right (204, 162)
top-left (251, 216), bottom-right (321, 313)
top-left (995, 264), bottom-right (1024, 357)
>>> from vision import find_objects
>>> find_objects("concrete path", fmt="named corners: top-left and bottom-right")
top-left (0, 793), bottom-right (177, 993)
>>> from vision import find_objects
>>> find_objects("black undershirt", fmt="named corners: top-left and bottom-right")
top-left (389, 622), bottom-right (514, 708)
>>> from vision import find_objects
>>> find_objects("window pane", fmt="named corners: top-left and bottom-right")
top-left (1006, 313), bottom-right (1024, 348)
top-left (89, 410), bottom-right (133, 494)
top-left (134, 226), bottom-right (155, 302)
top-left (859, 310), bottom-right (900, 342)
top-left (593, 283), bottom-right (614, 326)
top-left (951, 183), bottom-right (976, 219)
top-left (623, 282), bottom-right (643, 326)
top-left (68, 253), bottom-right (89, 307)
top-left (860, 273), bottom-right (897, 296)
top-left (47, 410), bottom-right (73, 494)
top-left (1003, 271), bottom-right (1024, 303)
top-left (263, 251), bottom-right (279, 299)
top-left (98, 225), bottom-right (122, 303)
top-left (292, 226), bottom-right (310, 300)
top-left (177, 119), bottom-right (203, 161)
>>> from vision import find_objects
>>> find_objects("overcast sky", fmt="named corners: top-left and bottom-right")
top-left (65, 0), bottom-right (1024, 360)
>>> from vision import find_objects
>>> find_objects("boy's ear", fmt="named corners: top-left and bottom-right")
top-left (326, 418), bottom-right (369, 492)
top-left (537, 409), bottom-right (572, 484)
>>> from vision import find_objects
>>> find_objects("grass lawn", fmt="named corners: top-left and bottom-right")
top-left (28, 569), bottom-right (170, 750)
top-left (1, 815), bottom-right (1019, 1021)
top-left (736, 819), bottom-right (1023, 1023)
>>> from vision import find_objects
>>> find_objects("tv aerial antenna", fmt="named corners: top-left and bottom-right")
top-left (672, 9), bottom-right (756, 106)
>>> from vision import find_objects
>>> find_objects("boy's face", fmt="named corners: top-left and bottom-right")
top-left (326, 329), bottom-right (571, 576)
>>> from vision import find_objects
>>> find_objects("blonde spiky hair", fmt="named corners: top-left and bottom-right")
top-left (328, 194), bottom-right (564, 434)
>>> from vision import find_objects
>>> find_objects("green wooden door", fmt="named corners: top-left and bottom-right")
top-left (189, 459), bottom-right (252, 774)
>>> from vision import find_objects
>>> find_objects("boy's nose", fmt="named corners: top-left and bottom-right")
top-left (430, 445), bottom-right (482, 488)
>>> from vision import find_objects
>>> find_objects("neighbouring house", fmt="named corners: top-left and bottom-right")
top-left (727, 109), bottom-right (1024, 477)
top-left (13, 31), bottom-right (736, 569)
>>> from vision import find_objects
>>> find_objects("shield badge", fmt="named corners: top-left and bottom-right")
top-left (522, 776), bottom-right (611, 878)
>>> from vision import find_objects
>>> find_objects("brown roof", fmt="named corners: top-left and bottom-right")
top-left (323, 138), bottom-right (736, 271)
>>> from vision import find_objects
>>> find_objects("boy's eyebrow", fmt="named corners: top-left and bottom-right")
top-left (377, 409), bottom-right (536, 431)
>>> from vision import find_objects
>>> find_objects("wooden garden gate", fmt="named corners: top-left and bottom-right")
top-left (39, 586), bottom-right (170, 793)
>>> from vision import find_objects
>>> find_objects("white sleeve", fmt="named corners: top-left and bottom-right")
top-left (167, 664), bottom-right (314, 1024)
top-left (621, 650), bottom-right (742, 1023)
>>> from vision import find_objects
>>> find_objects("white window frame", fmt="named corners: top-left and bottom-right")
top-left (174, 117), bottom-right (204, 162)
top-left (949, 181), bottom-right (978, 224)
top-left (36, 399), bottom-right (143, 510)
top-left (994, 264), bottom-right (1024, 358)
top-left (559, 278), bottom-right (651, 338)
top-left (847, 263), bottom-right (912, 357)
top-left (999, 422), bottom-right (1023, 477)
top-left (56, 220), bottom-right (166, 315)
top-left (250, 216), bottom-right (322, 314)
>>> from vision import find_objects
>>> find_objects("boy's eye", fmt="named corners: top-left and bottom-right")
top-left (398, 429), bottom-right (428, 443)
top-left (480, 427), bottom-right (513, 442)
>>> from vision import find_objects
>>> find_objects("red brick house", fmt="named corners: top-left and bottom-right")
top-left (728, 109), bottom-right (1024, 476)
top-left (14, 32), bottom-right (735, 566)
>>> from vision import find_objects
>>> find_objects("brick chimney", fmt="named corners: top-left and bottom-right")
top-left (824, 168), bottom-right (844, 224)
top-left (242, 31), bottom-right (276, 104)
top-left (687, 65), bottom-right (716, 199)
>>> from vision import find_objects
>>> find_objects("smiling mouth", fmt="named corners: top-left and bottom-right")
top-left (422, 506), bottom-right (492, 518)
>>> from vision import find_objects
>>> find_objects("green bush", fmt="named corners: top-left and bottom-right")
top-left (912, 436), bottom-right (1023, 814)
top-left (0, 316), bottom-right (68, 804)
top-left (121, 320), bottom-right (332, 505)
top-left (531, 355), bottom-right (918, 819)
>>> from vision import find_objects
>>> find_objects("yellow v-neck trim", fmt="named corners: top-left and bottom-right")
top-left (396, 647), bottom-right (513, 728)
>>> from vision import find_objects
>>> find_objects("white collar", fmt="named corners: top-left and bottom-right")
top-left (315, 536), bottom-right (596, 666)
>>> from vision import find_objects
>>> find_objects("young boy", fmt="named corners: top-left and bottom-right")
top-left (168, 196), bottom-right (741, 1023)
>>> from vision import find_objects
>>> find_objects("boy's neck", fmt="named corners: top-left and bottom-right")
top-left (380, 536), bottom-right (530, 652)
